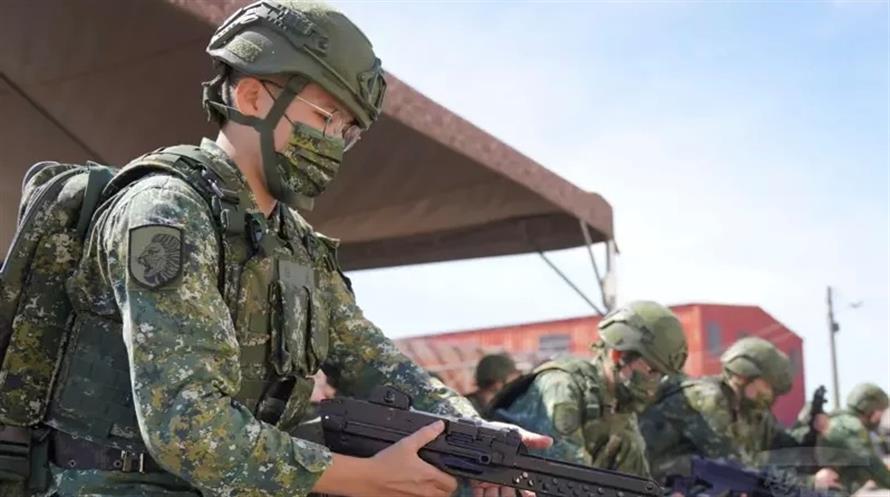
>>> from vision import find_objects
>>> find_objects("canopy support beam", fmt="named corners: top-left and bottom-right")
top-left (0, 72), bottom-right (106, 163)
top-left (537, 251), bottom-right (606, 316)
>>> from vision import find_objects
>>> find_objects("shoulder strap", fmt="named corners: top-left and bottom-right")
top-left (75, 163), bottom-right (116, 239)
top-left (488, 372), bottom-right (540, 415)
top-left (104, 145), bottom-right (248, 293)
top-left (489, 358), bottom-right (599, 413)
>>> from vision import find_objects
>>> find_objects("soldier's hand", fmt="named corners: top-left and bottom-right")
top-left (367, 420), bottom-right (457, 497)
top-left (471, 422), bottom-right (552, 497)
top-left (814, 467), bottom-right (841, 490)
top-left (486, 421), bottom-right (553, 450)
top-left (472, 481), bottom-right (534, 497)
top-left (813, 413), bottom-right (831, 435)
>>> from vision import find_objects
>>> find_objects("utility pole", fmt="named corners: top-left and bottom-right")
top-left (827, 286), bottom-right (841, 410)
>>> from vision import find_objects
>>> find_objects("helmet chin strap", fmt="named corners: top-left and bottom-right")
top-left (207, 75), bottom-right (315, 211)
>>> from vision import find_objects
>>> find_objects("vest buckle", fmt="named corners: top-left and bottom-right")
top-left (120, 450), bottom-right (145, 473)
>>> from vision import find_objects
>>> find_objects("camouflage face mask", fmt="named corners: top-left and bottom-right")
top-left (741, 389), bottom-right (774, 412)
top-left (614, 368), bottom-right (660, 414)
top-left (275, 122), bottom-right (345, 200)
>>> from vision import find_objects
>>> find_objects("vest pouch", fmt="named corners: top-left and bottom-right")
top-left (46, 312), bottom-right (142, 452)
top-left (233, 256), bottom-right (278, 413)
top-left (271, 260), bottom-right (314, 377)
top-left (306, 288), bottom-right (329, 374)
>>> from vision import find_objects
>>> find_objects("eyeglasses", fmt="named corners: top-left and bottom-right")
top-left (261, 80), bottom-right (363, 151)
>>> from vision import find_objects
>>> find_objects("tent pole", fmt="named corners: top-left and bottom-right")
top-left (579, 220), bottom-right (610, 312)
top-left (537, 251), bottom-right (605, 316)
top-left (0, 72), bottom-right (106, 163)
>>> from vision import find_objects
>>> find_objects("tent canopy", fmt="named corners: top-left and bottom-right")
top-left (0, 0), bottom-right (613, 270)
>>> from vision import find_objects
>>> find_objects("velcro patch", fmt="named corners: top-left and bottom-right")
top-left (228, 35), bottom-right (262, 63)
top-left (553, 402), bottom-right (582, 435)
top-left (129, 225), bottom-right (183, 289)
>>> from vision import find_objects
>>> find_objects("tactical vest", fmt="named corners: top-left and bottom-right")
top-left (45, 145), bottom-right (333, 452)
top-left (491, 356), bottom-right (606, 428)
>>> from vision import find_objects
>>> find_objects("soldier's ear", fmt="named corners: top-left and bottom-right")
top-left (233, 77), bottom-right (266, 118)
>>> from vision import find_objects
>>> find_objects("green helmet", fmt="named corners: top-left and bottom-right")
top-left (475, 354), bottom-right (517, 389)
top-left (846, 383), bottom-right (889, 415)
top-left (597, 301), bottom-right (688, 375)
top-left (205, 0), bottom-right (386, 129)
top-left (721, 337), bottom-right (792, 395)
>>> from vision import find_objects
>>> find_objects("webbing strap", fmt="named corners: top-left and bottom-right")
top-left (75, 165), bottom-right (116, 240)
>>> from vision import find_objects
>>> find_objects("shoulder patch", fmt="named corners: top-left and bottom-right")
top-left (129, 225), bottom-right (183, 289)
top-left (553, 402), bottom-right (582, 435)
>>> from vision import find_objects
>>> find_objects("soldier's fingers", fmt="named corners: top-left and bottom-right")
top-left (473, 486), bottom-right (485, 497)
top-left (487, 422), bottom-right (553, 449)
top-left (421, 464), bottom-right (458, 495)
top-left (498, 485), bottom-right (515, 497)
top-left (403, 420), bottom-right (445, 452)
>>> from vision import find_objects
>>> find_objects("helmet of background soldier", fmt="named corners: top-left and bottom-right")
top-left (475, 353), bottom-right (517, 389)
top-left (597, 301), bottom-right (688, 375)
top-left (721, 337), bottom-right (792, 395)
top-left (204, 0), bottom-right (386, 129)
top-left (846, 383), bottom-right (889, 416)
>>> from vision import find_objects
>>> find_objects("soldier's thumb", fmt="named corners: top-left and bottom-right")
top-left (404, 420), bottom-right (445, 452)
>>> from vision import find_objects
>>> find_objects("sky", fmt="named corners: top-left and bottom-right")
top-left (332, 0), bottom-right (890, 402)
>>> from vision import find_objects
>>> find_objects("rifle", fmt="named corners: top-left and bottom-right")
top-left (319, 386), bottom-right (662, 497)
top-left (801, 386), bottom-right (827, 447)
top-left (666, 456), bottom-right (828, 497)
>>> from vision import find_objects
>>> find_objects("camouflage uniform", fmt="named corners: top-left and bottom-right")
top-left (492, 301), bottom-right (688, 478)
top-left (41, 139), bottom-right (476, 497)
top-left (818, 384), bottom-right (890, 493)
top-left (640, 375), bottom-right (789, 479)
top-left (28, 2), bottom-right (477, 496)
top-left (498, 355), bottom-right (651, 476)
top-left (465, 391), bottom-right (487, 416)
top-left (640, 337), bottom-right (796, 482)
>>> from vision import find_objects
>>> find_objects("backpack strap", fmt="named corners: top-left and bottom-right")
top-left (489, 358), bottom-right (602, 419)
top-left (75, 164), bottom-right (116, 240)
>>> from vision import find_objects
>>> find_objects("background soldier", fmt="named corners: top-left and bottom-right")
top-left (818, 383), bottom-right (890, 494)
top-left (466, 353), bottom-right (520, 416)
top-left (25, 2), bottom-right (548, 496)
top-left (639, 336), bottom-right (832, 485)
top-left (490, 301), bottom-right (689, 477)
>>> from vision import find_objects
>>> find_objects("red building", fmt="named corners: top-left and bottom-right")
top-left (396, 303), bottom-right (806, 425)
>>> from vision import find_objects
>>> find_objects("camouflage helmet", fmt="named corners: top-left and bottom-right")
top-left (597, 301), bottom-right (688, 375)
top-left (846, 383), bottom-right (889, 416)
top-left (475, 353), bottom-right (517, 389)
top-left (205, 0), bottom-right (386, 129)
top-left (721, 337), bottom-right (792, 395)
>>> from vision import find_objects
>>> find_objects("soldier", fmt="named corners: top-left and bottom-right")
top-left (466, 353), bottom-right (520, 416)
top-left (817, 383), bottom-right (890, 494)
top-left (26, 2), bottom-right (548, 496)
top-left (490, 301), bottom-right (689, 477)
top-left (639, 336), bottom-right (832, 486)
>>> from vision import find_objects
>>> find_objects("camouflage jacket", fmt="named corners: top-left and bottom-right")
top-left (43, 139), bottom-right (477, 497)
top-left (465, 391), bottom-right (488, 418)
top-left (818, 410), bottom-right (890, 493)
top-left (495, 355), bottom-right (651, 477)
top-left (639, 375), bottom-right (789, 481)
